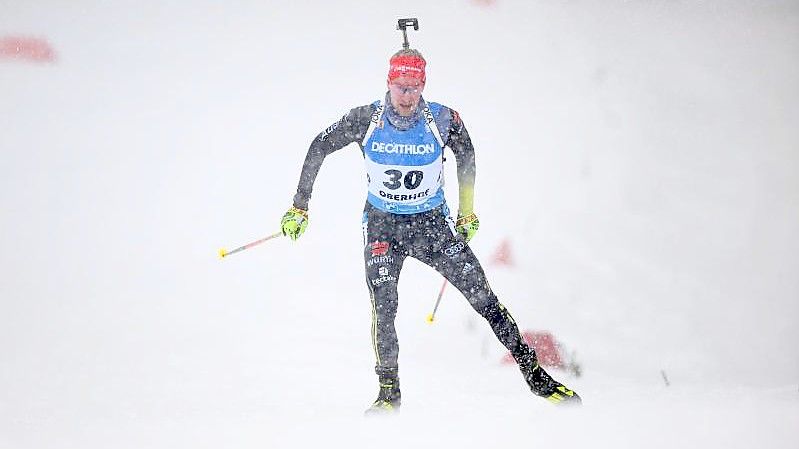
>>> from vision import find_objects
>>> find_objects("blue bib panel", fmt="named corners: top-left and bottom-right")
top-left (364, 102), bottom-right (446, 214)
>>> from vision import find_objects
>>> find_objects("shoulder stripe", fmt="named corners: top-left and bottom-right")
top-left (361, 101), bottom-right (385, 147)
top-left (422, 101), bottom-right (445, 147)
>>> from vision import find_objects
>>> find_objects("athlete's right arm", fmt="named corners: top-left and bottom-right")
top-left (291, 105), bottom-right (374, 210)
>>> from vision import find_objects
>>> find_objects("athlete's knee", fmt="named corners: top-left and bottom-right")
top-left (477, 298), bottom-right (508, 323)
top-left (374, 301), bottom-right (398, 322)
top-left (462, 280), bottom-right (497, 311)
top-left (370, 286), bottom-right (399, 321)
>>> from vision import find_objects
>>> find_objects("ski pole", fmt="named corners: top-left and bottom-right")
top-left (218, 231), bottom-right (283, 259)
top-left (425, 278), bottom-right (448, 323)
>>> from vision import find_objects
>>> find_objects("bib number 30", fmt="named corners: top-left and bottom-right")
top-left (383, 169), bottom-right (424, 190)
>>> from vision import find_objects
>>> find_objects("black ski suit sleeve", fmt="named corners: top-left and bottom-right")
top-left (439, 107), bottom-right (476, 215)
top-left (291, 105), bottom-right (374, 210)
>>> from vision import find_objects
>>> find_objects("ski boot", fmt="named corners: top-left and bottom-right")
top-left (364, 377), bottom-right (401, 415)
top-left (521, 361), bottom-right (582, 405)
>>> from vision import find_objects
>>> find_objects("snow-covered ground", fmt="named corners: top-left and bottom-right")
top-left (1, 1), bottom-right (797, 448)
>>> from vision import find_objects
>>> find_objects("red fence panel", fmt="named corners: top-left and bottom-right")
top-left (0, 36), bottom-right (56, 62)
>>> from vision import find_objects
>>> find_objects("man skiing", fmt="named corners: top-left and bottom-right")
top-left (280, 47), bottom-right (581, 413)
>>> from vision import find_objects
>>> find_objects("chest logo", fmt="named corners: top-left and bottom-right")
top-left (371, 142), bottom-right (434, 155)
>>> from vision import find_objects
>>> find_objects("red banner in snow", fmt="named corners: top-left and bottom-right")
top-left (502, 331), bottom-right (564, 367)
top-left (489, 238), bottom-right (515, 267)
top-left (0, 36), bottom-right (56, 62)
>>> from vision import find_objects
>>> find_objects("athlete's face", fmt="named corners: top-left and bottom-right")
top-left (388, 76), bottom-right (424, 116)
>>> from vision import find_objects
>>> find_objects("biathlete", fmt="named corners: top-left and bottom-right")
top-left (280, 48), bottom-right (581, 413)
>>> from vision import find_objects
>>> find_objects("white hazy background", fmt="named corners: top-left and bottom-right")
top-left (1, 1), bottom-right (798, 448)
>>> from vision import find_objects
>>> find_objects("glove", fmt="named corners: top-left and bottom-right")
top-left (455, 212), bottom-right (480, 242)
top-left (280, 206), bottom-right (309, 241)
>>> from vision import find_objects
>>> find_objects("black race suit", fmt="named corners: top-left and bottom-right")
top-left (291, 99), bottom-right (536, 382)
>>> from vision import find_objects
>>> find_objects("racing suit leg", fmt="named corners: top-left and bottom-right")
top-left (362, 207), bottom-right (407, 381)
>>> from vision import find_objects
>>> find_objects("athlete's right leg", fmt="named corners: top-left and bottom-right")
top-left (362, 207), bottom-right (406, 412)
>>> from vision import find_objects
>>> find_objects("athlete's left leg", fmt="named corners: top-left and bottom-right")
top-left (412, 210), bottom-right (532, 363)
top-left (412, 209), bottom-right (582, 405)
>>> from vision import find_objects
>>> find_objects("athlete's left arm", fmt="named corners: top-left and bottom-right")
top-left (442, 108), bottom-right (476, 216)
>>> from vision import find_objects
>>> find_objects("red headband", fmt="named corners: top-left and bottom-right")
top-left (387, 55), bottom-right (426, 83)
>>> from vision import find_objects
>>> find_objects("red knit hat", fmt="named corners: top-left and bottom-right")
top-left (387, 54), bottom-right (426, 83)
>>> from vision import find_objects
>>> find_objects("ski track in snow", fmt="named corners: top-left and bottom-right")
top-left (1, 1), bottom-right (798, 448)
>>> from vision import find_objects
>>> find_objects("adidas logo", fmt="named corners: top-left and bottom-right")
top-left (461, 262), bottom-right (475, 275)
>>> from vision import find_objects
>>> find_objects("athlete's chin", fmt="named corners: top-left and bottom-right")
top-left (397, 106), bottom-right (415, 116)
